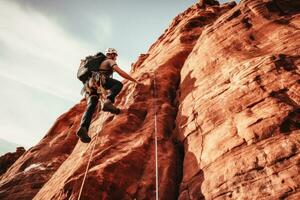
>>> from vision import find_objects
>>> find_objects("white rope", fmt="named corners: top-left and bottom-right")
top-left (77, 117), bottom-right (102, 200)
top-left (77, 74), bottom-right (160, 199)
top-left (153, 72), bottom-right (159, 200)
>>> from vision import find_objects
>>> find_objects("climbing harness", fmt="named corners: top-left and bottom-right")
top-left (81, 72), bottom-right (108, 114)
top-left (81, 72), bottom-right (108, 101)
top-left (153, 71), bottom-right (159, 200)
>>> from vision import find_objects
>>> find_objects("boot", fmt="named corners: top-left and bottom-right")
top-left (76, 126), bottom-right (91, 143)
top-left (102, 99), bottom-right (120, 114)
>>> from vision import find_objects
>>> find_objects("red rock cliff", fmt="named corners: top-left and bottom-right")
top-left (0, 0), bottom-right (300, 199)
top-left (177, 0), bottom-right (300, 199)
top-left (0, 147), bottom-right (25, 176)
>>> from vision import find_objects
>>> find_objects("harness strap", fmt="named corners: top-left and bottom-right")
top-left (82, 72), bottom-right (108, 100)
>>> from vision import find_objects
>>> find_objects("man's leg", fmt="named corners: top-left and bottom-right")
top-left (103, 77), bottom-right (123, 103)
top-left (77, 92), bottom-right (99, 143)
top-left (80, 94), bottom-right (98, 129)
top-left (102, 77), bottom-right (123, 114)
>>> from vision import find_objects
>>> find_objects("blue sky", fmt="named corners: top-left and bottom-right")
top-left (0, 0), bottom-right (235, 148)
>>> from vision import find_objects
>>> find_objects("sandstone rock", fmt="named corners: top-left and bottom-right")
top-left (131, 53), bottom-right (149, 72)
top-left (266, 0), bottom-right (300, 15)
top-left (0, 147), bottom-right (25, 176)
top-left (224, 1), bottom-right (237, 9)
top-left (31, 4), bottom-right (233, 200)
top-left (199, 0), bottom-right (220, 7)
top-left (0, 0), bottom-right (299, 199)
top-left (177, 0), bottom-right (300, 199)
top-left (0, 102), bottom-right (86, 199)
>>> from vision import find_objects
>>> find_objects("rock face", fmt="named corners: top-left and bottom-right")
top-left (177, 0), bottom-right (300, 199)
top-left (0, 102), bottom-right (86, 199)
top-left (0, 147), bottom-right (25, 176)
top-left (0, 0), bottom-right (300, 199)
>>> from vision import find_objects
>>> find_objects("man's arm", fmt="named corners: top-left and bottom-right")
top-left (113, 65), bottom-right (139, 83)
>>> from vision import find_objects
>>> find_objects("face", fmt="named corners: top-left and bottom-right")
top-left (108, 53), bottom-right (118, 60)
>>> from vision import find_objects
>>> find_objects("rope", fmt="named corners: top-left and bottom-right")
top-left (77, 118), bottom-right (102, 200)
top-left (153, 71), bottom-right (159, 200)
top-left (77, 82), bottom-right (107, 200)
top-left (77, 73), bottom-right (160, 199)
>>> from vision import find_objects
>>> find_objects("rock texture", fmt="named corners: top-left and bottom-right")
top-left (177, 0), bottom-right (300, 199)
top-left (0, 0), bottom-right (299, 199)
top-left (0, 102), bottom-right (86, 199)
top-left (0, 147), bottom-right (25, 176)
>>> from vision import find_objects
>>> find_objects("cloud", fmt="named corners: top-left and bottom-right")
top-left (0, 1), bottom-right (109, 146)
top-left (0, 1), bottom-right (100, 63)
top-left (0, 74), bottom-right (73, 147)
top-left (8, 0), bottom-right (113, 46)
top-left (0, 2), bottom-right (88, 66)
top-left (0, 73), bottom-right (76, 103)
top-left (0, 1), bottom-right (114, 102)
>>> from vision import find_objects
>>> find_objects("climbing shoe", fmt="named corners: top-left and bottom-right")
top-left (76, 126), bottom-right (91, 143)
top-left (102, 99), bottom-right (120, 114)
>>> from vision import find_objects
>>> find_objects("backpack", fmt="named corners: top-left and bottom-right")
top-left (77, 52), bottom-right (107, 83)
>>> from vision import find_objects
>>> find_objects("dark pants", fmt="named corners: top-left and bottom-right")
top-left (102, 77), bottom-right (123, 103)
top-left (80, 77), bottom-right (123, 130)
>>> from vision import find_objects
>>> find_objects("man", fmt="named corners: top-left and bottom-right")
top-left (77, 48), bottom-right (139, 143)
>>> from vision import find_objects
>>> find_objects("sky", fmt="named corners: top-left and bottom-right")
top-left (0, 0), bottom-right (235, 148)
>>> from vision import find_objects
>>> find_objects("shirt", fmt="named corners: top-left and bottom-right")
top-left (99, 59), bottom-right (117, 76)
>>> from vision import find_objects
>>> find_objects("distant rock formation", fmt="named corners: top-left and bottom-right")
top-left (0, 147), bottom-right (25, 176)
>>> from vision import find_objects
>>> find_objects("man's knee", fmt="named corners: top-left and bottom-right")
top-left (88, 95), bottom-right (98, 106)
top-left (116, 81), bottom-right (123, 92)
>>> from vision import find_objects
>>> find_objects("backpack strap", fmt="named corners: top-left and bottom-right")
top-left (99, 69), bottom-right (110, 73)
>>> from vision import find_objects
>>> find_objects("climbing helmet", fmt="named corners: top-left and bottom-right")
top-left (105, 48), bottom-right (118, 56)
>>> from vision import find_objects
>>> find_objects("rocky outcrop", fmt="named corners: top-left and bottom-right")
top-left (0, 147), bottom-right (25, 176)
top-left (198, 0), bottom-right (220, 7)
top-left (31, 3), bottom-right (236, 200)
top-left (0, 0), bottom-right (299, 199)
top-left (0, 102), bottom-right (86, 199)
top-left (177, 0), bottom-right (300, 199)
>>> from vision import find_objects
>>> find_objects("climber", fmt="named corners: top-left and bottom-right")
top-left (76, 48), bottom-right (139, 143)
